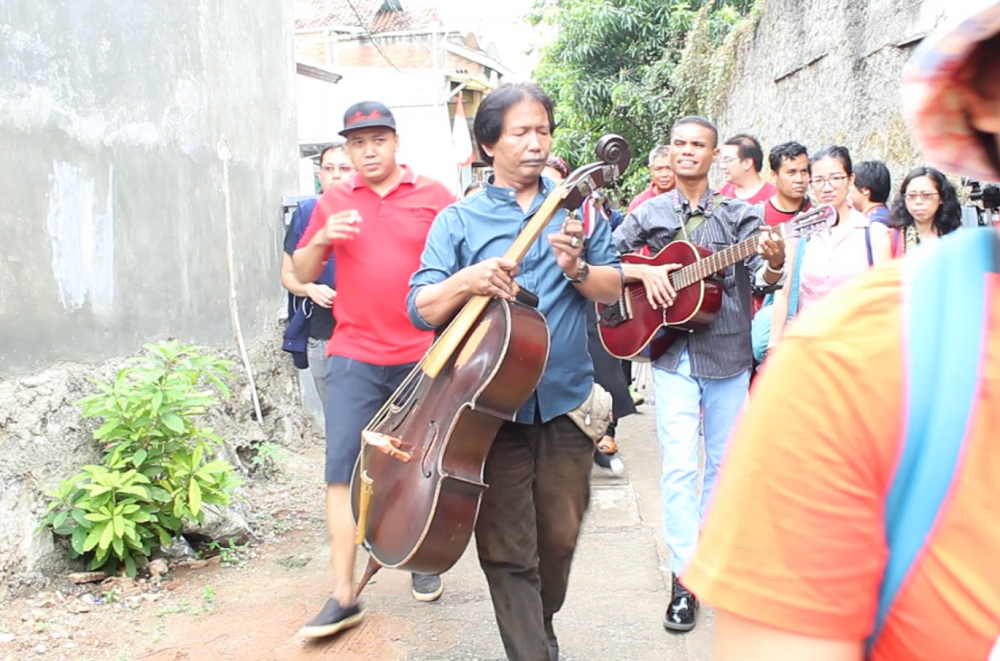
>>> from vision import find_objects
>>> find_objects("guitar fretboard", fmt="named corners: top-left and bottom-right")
top-left (669, 233), bottom-right (762, 290)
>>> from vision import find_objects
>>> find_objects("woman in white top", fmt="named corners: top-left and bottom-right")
top-left (769, 145), bottom-right (892, 347)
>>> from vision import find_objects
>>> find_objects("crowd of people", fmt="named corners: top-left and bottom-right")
top-left (277, 1), bottom-right (1000, 659)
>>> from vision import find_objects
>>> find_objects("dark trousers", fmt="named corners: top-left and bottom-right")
top-left (475, 415), bottom-right (594, 661)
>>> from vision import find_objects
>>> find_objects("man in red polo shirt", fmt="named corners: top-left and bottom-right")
top-left (293, 100), bottom-right (456, 638)
top-left (628, 145), bottom-right (675, 212)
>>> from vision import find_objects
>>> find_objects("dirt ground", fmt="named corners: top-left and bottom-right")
top-left (0, 391), bottom-right (705, 661)
top-left (0, 440), bottom-right (412, 661)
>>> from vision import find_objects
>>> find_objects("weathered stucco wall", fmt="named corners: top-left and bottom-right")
top-left (0, 0), bottom-right (297, 374)
top-left (717, 0), bottom-right (960, 183)
top-left (0, 0), bottom-right (300, 597)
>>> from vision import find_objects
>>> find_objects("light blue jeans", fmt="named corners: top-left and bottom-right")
top-left (652, 349), bottom-right (749, 574)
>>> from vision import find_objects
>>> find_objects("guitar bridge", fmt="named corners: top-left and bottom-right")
top-left (598, 297), bottom-right (631, 327)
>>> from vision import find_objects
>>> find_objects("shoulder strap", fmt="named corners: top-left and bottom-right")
top-left (786, 236), bottom-right (808, 321)
top-left (294, 197), bottom-right (319, 239)
top-left (865, 225), bottom-right (874, 266)
top-left (681, 193), bottom-right (725, 238)
top-left (866, 228), bottom-right (997, 657)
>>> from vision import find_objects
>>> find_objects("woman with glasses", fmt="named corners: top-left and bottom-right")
top-left (887, 166), bottom-right (963, 255)
top-left (768, 145), bottom-right (891, 348)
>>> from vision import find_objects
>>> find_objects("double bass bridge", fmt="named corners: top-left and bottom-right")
top-left (362, 430), bottom-right (412, 462)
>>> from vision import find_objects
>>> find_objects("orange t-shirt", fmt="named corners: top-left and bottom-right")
top-left (684, 260), bottom-right (1000, 661)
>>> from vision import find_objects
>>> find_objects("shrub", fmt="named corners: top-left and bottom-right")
top-left (40, 341), bottom-right (243, 576)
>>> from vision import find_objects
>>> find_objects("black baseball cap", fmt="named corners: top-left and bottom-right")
top-left (339, 101), bottom-right (397, 137)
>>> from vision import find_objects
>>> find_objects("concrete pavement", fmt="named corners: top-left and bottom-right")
top-left (322, 386), bottom-right (715, 660)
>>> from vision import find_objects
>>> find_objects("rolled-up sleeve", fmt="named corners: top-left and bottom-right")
top-left (407, 207), bottom-right (463, 331)
top-left (612, 207), bottom-right (649, 254)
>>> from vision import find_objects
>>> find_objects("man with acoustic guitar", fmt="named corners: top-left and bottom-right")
top-left (612, 115), bottom-right (786, 634)
top-left (408, 83), bottom-right (623, 661)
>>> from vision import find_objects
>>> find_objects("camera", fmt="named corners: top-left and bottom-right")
top-left (961, 177), bottom-right (1000, 225)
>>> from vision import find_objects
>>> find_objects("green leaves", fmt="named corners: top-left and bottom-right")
top-left (531, 0), bottom-right (762, 200)
top-left (42, 341), bottom-right (241, 577)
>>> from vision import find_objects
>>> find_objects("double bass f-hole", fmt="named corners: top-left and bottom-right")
top-left (420, 421), bottom-right (439, 478)
top-left (388, 375), bottom-right (421, 431)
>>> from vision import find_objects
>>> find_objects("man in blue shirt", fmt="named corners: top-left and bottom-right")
top-left (407, 83), bottom-right (623, 661)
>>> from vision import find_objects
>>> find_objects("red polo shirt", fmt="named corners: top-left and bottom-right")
top-left (627, 184), bottom-right (667, 213)
top-left (298, 166), bottom-right (455, 365)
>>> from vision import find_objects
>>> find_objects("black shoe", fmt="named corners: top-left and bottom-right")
top-left (663, 574), bottom-right (698, 633)
top-left (544, 615), bottom-right (558, 661)
top-left (411, 573), bottom-right (444, 602)
top-left (299, 598), bottom-right (364, 638)
top-left (593, 448), bottom-right (626, 476)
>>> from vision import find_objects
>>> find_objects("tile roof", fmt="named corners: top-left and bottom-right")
top-left (295, 0), bottom-right (441, 33)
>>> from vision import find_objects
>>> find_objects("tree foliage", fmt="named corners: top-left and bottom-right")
top-left (530, 0), bottom-right (761, 198)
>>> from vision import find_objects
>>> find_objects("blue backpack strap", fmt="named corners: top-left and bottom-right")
top-left (865, 225), bottom-right (873, 266)
top-left (786, 236), bottom-right (808, 321)
top-left (866, 228), bottom-right (997, 656)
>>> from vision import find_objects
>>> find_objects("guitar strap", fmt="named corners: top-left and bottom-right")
top-left (676, 193), bottom-right (725, 241)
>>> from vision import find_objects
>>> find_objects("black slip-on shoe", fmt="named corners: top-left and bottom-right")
top-left (411, 572), bottom-right (444, 602)
top-left (298, 598), bottom-right (364, 639)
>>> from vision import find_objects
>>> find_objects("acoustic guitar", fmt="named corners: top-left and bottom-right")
top-left (597, 204), bottom-right (836, 360)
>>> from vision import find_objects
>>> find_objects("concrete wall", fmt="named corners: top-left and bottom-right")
top-left (0, 0), bottom-right (299, 597)
top-left (0, 0), bottom-right (299, 376)
top-left (716, 0), bottom-right (959, 184)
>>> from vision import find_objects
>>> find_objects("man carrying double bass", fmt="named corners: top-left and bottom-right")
top-left (407, 83), bottom-right (623, 661)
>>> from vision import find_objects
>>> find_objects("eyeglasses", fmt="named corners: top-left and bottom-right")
top-left (904, 191), bottom-right (940, 202)
top-left (809, 174), bottom-right (849, 189)
top-left (719, 156), bottom-right (740, 164)
top-left (321, 165), bottom-right (354, 173)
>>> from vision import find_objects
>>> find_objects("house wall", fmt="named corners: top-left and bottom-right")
top-left (0, 0), bottom-right (299, 597)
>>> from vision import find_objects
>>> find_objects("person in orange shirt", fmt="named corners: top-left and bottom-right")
top-left (683, 3), bottom-right (1000, 660)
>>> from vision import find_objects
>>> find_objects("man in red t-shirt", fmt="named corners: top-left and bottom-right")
top-left (293, 101), bottom-right (456, 638)
top-left (628, 145), bottom-right (675, 212)
top-left (719, 134), bottom-right (776, 204)
top-left (757, 141), bottom-right (811, 228)
top-left (750, 141), bottom-right (812, 315)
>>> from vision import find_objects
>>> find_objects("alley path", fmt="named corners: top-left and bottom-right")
top-left (1, 389), bottom-right (715, 661)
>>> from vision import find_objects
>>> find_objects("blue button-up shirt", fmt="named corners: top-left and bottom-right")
top-left (407, 177), bottom-right (623, 423)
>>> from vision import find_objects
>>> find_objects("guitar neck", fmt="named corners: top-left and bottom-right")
top-left (670, 233), bottom-right (762, 290)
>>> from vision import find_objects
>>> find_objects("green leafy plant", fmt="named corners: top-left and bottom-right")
top-left (40, 341), bottom-right (243, 576)
top-left (206, 538), bottom-right (249, 568)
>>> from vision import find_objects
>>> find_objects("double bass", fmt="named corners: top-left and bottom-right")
top-left (349, 136), bottom-right (631, 595)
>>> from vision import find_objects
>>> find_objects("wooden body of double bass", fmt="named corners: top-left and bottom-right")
top-left (350, 298), bottom-right (549, 574)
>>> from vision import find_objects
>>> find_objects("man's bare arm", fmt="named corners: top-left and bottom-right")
top-left (715, 611), bottom-right (861, 661)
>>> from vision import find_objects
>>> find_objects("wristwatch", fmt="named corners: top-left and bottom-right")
top-left (564, 258), bottom-right (590, 284)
